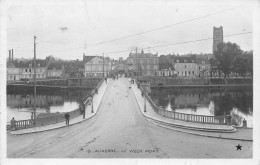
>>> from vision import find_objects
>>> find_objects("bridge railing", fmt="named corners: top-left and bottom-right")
top-left (7, 78), bottom-right (105, 131)
top-left (139, 85), bottom-right (231, 125)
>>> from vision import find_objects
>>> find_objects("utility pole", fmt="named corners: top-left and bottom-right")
top-left (103, 53), bottom-right (105, 77)
top-left (33, 36), bottom-right (36, 126)
top-left (136, 47), bottom-right (138, 80)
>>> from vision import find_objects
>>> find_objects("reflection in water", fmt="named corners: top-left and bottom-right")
top-left (7, 88), bottom-right (91, 121)
top-left (149, 87), bottom-right (253, 127)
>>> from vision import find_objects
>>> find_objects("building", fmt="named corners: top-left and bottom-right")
top-left (213, 26), bottom-right (223, 53)
top-left (126, 49), bottom-right (159, 77)
top-left (19, 59), bottom-right (48, 80)
top-left (157, 66), bottom-right (175, 77)
top-left (7, 49), bottom-right (20, 81)
top-left (46, 62), bottom-right (65, 78)
top-left (196, 56), bottom-right (210, 78)
top-left (115, 60), bottom-right (126, 74)
top-left (7, 61), bottom-right (20, 81)
top-left (62, 56), bottom-right (86, 78)
top-left (174, 56), bottom-right (197, 78)
top-left (157, 55), bottom-right (175, 77)
top-left (84, 56), bottom-right (109, 77)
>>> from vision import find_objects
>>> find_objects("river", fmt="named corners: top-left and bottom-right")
top-left (148, 86), bottom-right (253, 127)
top-left (6, 88), bottom-right (91, 121)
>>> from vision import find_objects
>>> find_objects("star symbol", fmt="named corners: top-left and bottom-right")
top-left (236, 144), bottom-right (242, 150)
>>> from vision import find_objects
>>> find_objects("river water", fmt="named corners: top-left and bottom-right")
top-left (6, 88), bottom-right (91, 122)
top-left (148, 86), bottom-right (253, 128)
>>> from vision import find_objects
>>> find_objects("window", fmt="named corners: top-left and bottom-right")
top-left (185, 65), bottom-right (187, 69)
top-left (25, 69), bottom-right (27, 72)
top-left (29, 69), bottom-right (31, 72)
top-left (202, 61), bottom-right (205, 64)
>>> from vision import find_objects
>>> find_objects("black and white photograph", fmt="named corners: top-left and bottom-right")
top-left (0, 0), bottom-right (259, 164)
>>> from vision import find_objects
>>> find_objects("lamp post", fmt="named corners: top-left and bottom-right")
top-left (90, 95), bottom-right (94, 113)
top-left (90, 61), bottom-right (92, 78)
top-left (143, 83), bottom-right (151, 113)
top-left (144, 90), bottom-right (146, 113)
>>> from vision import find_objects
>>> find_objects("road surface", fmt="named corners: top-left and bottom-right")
top-left (7, 78), bottom-right (252, 158)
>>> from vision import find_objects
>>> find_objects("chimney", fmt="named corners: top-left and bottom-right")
top-left (11, 49), bottom-right (14, 61)
top-left (8, 50), bottom-right (11, 61)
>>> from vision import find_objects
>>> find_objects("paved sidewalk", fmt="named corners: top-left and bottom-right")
top-left (11, 79), bottom-right (112, 135)
top-left (131, 81), bottom-right (252, 141)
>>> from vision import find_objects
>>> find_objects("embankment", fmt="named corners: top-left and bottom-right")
top-left (137, 76), bottom-right (252, 87)
top-left (7, 78), bottom-right (103, 90)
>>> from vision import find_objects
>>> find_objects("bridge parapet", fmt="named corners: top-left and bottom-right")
top-left (139, 85), bottom-right (231, 125)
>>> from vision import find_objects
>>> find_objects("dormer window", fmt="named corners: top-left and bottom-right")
top-left (176, 60), bottom-right (179, 63)
top-left (29, 64), bottom-right (32, 67)
top-left (37, 64), bottom-right (40, 67)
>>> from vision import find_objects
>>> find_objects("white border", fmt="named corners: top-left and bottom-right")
top-left (1, 0), bottom-right (259, 164)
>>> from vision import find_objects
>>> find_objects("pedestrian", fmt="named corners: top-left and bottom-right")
top-left (64, 113), bottom-right (70, 125)
top-left (81, 101), bottom-right (86, 119)
top-left (105, 77), bottom-right (107, 84)
top-left (10, 117), bottom-right (16, 131)
top-left (30, 112), bottom-right (34, 125)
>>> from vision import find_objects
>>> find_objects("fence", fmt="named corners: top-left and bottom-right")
top-left (8, 78), bottom-right (105, 130)
top-left (139, 85), bottom-right (231, 125)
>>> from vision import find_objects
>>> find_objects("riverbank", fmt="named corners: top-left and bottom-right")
top-left (7, 84), bottom-right (96, 91)
top-left (7, 77), bottom-right (103, 90)
top-left (151, 84), bottom-right (252, 88)
top-left (136, 76), bottom-right (253, 87)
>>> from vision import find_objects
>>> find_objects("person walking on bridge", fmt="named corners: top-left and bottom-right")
top-left (81, 101), bottom-right (86, 119)
top-left (10, 117), bottom-right (16, 131)
top-left (64, 113), bottom-right (70, 125)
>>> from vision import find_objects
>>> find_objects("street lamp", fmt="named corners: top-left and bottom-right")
top-left (144, 90), bottom-right (147, 113)
top-left (90, 61), bottom-right (92, 78)
top-left (89, 95), bottom-right (94, 113)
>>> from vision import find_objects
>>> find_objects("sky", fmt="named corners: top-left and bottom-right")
top-left (5, 0), bottom-right (255, 60)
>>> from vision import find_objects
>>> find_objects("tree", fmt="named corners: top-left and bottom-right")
top-left (159, 55), bottom-right (173, 70)
top-left (209, 58), bottom-right (217, 78)
top-left (232, 56), bottom-right (247, 77)
top-left (244, 51), bottom-right (253, 77)
top-left (214, 42), bottom-right (242, 78)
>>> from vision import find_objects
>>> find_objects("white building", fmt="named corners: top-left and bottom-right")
top-left (7, 61), bottom-right (20, 81)
top-left (19, 60), bottom-right (47, 80)
top-left (84, 56), bottom-right (109, 77)
top-left (174, 56), bottom-right (197, 78)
